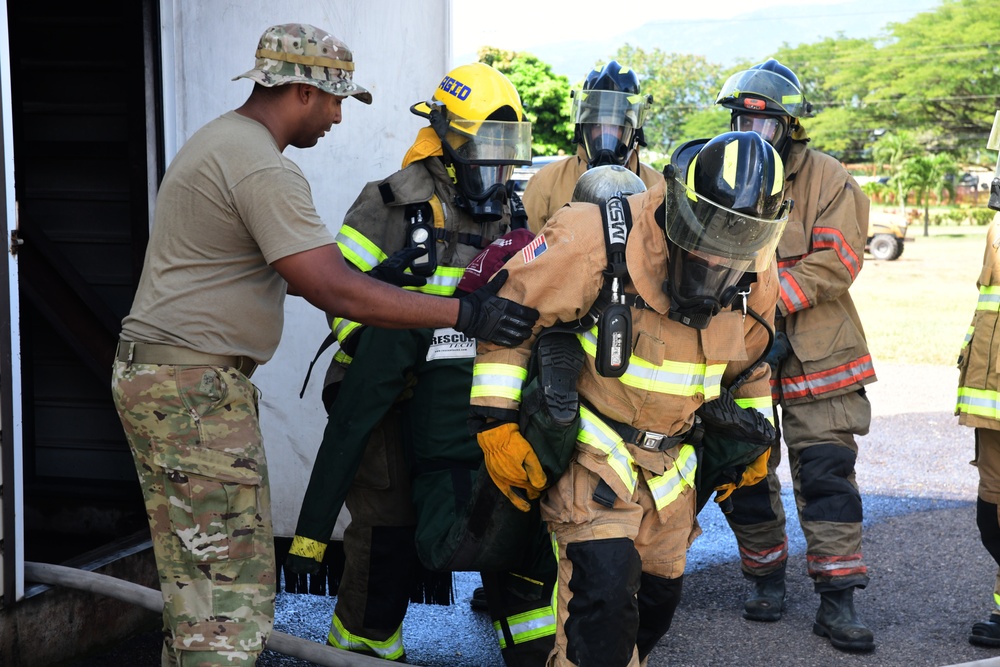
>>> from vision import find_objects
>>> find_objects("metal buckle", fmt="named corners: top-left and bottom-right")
top-left (640, 431), bottom-right (666, 451)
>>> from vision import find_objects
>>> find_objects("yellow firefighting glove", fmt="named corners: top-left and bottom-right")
top-left (286, 535), bottom-right (327, 575)
top-left (714, 447), bottom-right (772, 505)
top-left (477, 421), bottom-right (548, 512)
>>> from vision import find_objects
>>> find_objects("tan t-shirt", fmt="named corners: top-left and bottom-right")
top-left (121, 111), bottom-right (335, 363)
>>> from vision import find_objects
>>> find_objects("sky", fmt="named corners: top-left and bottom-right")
top-left (454, 0), bottom-right (837, 55)
top-left (451, 0), bottom-right (940, 70)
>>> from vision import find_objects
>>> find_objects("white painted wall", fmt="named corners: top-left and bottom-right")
top-left (161, 0), bottom-right (452, 536)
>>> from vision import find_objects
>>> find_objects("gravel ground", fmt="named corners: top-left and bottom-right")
top-left (72, 362), bottom-right (1000, 667)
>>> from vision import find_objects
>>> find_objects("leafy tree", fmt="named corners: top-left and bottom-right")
top-left (862, 0), bottom-right (1000, 155)
top-left (894, 153), bottom-right (959, 235)
top-left (478, 47), bottom-right (574, 157)
top-left (773, 36), bottom-right (880, 161)
top-left (607, 45), bottom-right (723, 161)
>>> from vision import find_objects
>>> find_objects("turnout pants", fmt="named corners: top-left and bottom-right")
top-left (974, 427), bottom-right (1000, 615)
top-left (330, 414), bottom-right (416, 661)
top-left (725, 390), bottom-right (871, 592)
top-left (540, 443), bottom-right (697, 667)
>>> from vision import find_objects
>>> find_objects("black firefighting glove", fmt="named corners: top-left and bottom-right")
top-left (765, 331), bottom-right (791, 373)
top-left (286, 535), bottom-right (325, 575)
top-left (367, 246), bottom-right (428, 289)
top-left (455, 270), bottom-right (539, 347)
top-left (696, 385), bottom-right (776, 446)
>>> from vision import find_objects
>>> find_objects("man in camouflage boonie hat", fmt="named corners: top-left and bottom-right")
top-left (234, 23), bottom-right (372, 104)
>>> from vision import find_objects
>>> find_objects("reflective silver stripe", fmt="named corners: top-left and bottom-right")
top-left (471, 363), bottom-right (527, 402)
top-left (336, 227), bottom-right (385, 272)
top-left (957, 387), bottom-right (1000, 420)
top-left (578, 329), bottom-right (723, 400)
top-left (493, 605), bottom-right (556, 648)
top-left (781, 356), bottom-right (875, 396)
top-left (578, 406), bottom-right (637, 493)
top-left (978, 286), bottom-right (1000, 312)
top-left (327, 611), bottom-right (404, 660)
top-left (734, 397), bottom-right (775, 424)
top-left (646, 444), bottom-right (697, 512)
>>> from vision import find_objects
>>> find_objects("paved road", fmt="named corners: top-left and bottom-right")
top-left (73, 363), bottom-right (1000, 667)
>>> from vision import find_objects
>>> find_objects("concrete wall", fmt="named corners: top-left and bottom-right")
top-left (160, 0), bottom-right (451, 537)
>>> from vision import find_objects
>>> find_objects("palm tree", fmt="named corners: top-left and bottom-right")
top-left (894, 154), bottom-right (958, 236)
top-left (871, 131), bottom-right (918, 220)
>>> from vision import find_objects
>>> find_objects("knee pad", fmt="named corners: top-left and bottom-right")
top-left (978, 498), bottom-right (1000, 566)
top-left (565, 537), bottom-right (641, 667)
top-left (798, 444), bottom-right (862, 523)
top-left (362, 526), bottom-right (417, 628)
top-left (636, 573), bottom-right (683, 660)
top-left (727, 476), bottom-right (778, 526)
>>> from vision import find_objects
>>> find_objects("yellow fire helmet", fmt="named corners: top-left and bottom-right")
top-left (411, 63), bottom-right (532, 216)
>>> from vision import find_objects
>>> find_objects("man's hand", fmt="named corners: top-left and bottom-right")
top-left (367, 246), bottom-right (428, 288)
top-left (476, 421), bottom-right (548, 511)
top-left (455, 270), bottom-right (539, 346)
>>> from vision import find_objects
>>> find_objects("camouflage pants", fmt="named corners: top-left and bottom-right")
top-left (111, 360), bottom-right (275, 667)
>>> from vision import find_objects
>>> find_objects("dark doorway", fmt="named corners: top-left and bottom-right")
top-left (6, 0), bottom-right (161, 571)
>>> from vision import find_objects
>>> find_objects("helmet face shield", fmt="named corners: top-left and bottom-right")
top-left (664, 177), bottom-right (788, 274)
top-left (445, 117), bottom-right (532, 166)
top-left (733, 113), bottom-right (788, 147)
top-left (572, 89), bottom-right (648, 166)
top-left (716, 68), bottom-right (808, 118)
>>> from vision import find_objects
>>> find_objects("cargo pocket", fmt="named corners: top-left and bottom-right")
top-left (153, 445), bottom-right (261, 563)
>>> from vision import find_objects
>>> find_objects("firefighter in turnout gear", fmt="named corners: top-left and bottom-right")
top-left (471, 131), bottom-right (789, 666)
top-left (522, 61), bottom-right (664, 233)
top-left (292, 231), bottom-right (557, 665)
top-left (958, 211), bottom-right (1000, 648)
top-left (287, 63), bottom-right (534, 662)
top-left (716, 58), bottom-right (878, 652)
top-left (958, 112), bottom-right (1000, 648)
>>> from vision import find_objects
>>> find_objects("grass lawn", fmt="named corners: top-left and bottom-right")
top-left (853, 223), bottom-right (988, 366)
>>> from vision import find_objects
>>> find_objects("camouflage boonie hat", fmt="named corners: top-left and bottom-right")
top-left (233, 23), bottom-right (372, 104)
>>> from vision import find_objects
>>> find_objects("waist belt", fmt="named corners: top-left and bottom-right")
top-left (604, 415), bottom-right (698, 452)
top-left (116, 340), bottom-right (258, 378)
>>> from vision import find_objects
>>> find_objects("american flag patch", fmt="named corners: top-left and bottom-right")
top-left (521, 234), bottom-right (548, 263)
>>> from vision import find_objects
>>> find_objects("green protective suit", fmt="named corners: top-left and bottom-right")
top-left (294, 324), bottom-right (556, 666)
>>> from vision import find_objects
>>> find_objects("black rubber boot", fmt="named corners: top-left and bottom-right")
top-left (812, 587), bottom-right (875, 652)
top-left (470, 585), bottom-right (488, 612)
top-left (970, 613), bottom-right (1000, 647)
top-left (743, 576), bottom-right (786, 622)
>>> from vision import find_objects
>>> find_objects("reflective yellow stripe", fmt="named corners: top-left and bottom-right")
top-left (646, 444), bottom-right (697, 512)
top-left (734, 396), bottom-right (775, 425)
top-left (723, 140), bottom-right (739, 189)
top-left (977, 286), bottom-right (1000, 312)
top-left (288, 535), bottom-right (326, 562)
top-left (336, 226), bottom-right (386, 272)
top-left (578, 329), bottom-right (723, 400)
top-left (471, 363), bottom-right (528, 402)
top-left (964, 324), bottom-right (974, 346)
top-left (577, 406), bottom-right (637, 494)
top-left (957, 386), bottom-right (1000, 420)
top-left (328, 612), bottom-right (404, 661)
top-left (404, 266), bottom-right (464, 296)
top-left (993, 592), bottom-right (1000, 613)
top-left (493, 604), bottom-right (556, 648)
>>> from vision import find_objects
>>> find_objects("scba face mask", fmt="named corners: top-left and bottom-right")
top-left (660, 164), bottom-right (789, 330)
